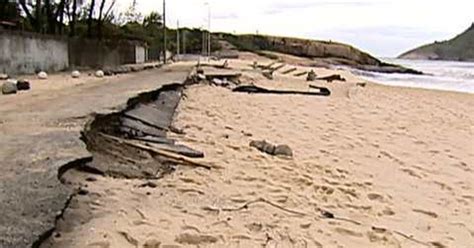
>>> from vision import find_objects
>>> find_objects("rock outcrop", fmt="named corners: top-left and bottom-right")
top-left (399, 23), bottom-right (474, 61)
top-left (222, 34), bottom-right (422, 74)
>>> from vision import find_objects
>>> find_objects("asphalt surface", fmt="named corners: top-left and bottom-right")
top-left (0, 64), bottom-right (193, 248)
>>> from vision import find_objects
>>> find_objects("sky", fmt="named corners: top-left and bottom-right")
top-left (116, 0), bottom-right (473, 57)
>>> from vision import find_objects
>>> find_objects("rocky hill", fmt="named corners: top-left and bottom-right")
top-left (220, 33), bottom-right (421, 74)
top-left (399, 23), bottom-right (474, 61)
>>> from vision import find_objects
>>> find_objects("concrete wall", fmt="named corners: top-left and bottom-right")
top-left (0, 31), bottom-right (69, 74)
top-left (69, 39), bottom-right (140, 69)
top-left (0, 31), bottom-right (149, 73)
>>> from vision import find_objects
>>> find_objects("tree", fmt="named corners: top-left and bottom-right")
top-left (143, 11), bottom-right (162, 28)
top-left (97, 0), bottom-right (116, 39)
top-left (0, 0), bottom-right (21, 24)
top-left (87, 0), bottom-right (95, 37)
top-left (122, 0), bottom-right (143, 24)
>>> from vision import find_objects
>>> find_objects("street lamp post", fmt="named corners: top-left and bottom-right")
top-left (205, 2), bottom-right (211, 60)
top-left (176, 20), bottom-right (180, 58)
top-left (163, 0), bottom-right (167, 64)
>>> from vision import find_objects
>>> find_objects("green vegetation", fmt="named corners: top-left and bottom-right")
top-left (399, 23), bottom-right (474, 61)
top-left (1, 0), bottom-right (218, 55)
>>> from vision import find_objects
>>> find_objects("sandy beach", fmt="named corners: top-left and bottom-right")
top-left (46, 56), bottom-right (473, 248)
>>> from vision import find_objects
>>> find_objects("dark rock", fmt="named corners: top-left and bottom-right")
top-left (139, 181), bottom-right (157, 188)
top-left (274, 144), bottom-right (293, 157)
top-left (77, 188), bottom-right (89, 195)
top-left (250, 140), bottom-right (292, 157)
top-left (306, 70), bottom-right (317, 81)
top-left (321, 210), bottom-right (335, 219)
top-left (103, 69), bottom-right (115, 76)
top-left (85, 177), bottom-right (97, 182)
top-left (262, 70), bottom-right (274, 80)
top-left (16, 80), bottom-right (31, 91)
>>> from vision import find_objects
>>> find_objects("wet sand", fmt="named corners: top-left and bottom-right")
top-left (49, 58), bottom-right (473, 247)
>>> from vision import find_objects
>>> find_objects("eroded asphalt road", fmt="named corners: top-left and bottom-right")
top-left (0, 64), bottom-right (193, 248)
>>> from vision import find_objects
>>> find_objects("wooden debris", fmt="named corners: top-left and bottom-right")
top-left (294, 71), bottom-right (308, 77)
top-left (99, 133), bottom-right (212, 170)
top-left (271, 64), bottom-right (286, 72)
top-left (317, 74), bottom-right (346, 82)
top-left (234, 85), bottom-right (330, 96)
top-left (282, 67), bottom-right (297, 75)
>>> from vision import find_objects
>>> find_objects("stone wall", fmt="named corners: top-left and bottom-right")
top-left (0, 31), bottom-right (69, 74)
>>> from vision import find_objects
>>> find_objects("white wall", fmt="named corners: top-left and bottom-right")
top-left (0, 32), bottom-right (69, 74)
top-left (135, 46), bottom-right (146, 64)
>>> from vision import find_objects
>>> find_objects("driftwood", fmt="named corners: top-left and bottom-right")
top-left (234, 85), bottom-right (330, 96)
top-left (282, 68), bottom-right (297, 75)
top-left (255, 62), bottom-right (276, 70)
top-left (317, 74), bottom-right (346, 82)
top-left (271, 64), bottom-right (286, 72)
top-left (294, 71), bottom-right (308, 77)
top-left (99, 133), bottom-right (211, 170)
top-left (215, 60), bottom-right (229, 69)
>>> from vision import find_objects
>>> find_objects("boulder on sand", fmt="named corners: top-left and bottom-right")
top-left (2, 80), bottom-right (18, 95)
top-left (95, 70), bottom-right (105, 78)
top-left (250, 140), bottom-right (293, 157)
top-left (38, 71), bottom-right (48, 80)
top-left (306, 70), bottom-right (317, 81)
top-left (16, 79), bottom-right (31, 91)
top-left (0, 73), bottom-right (8, 80)
top-left (71, 70), bottom-right (81, 78)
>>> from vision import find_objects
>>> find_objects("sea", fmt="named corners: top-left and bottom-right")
top-left (352, 59), bottom-right (474, 94)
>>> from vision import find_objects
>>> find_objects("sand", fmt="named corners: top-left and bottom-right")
top-left (49, 58), bottom-right (473, 247)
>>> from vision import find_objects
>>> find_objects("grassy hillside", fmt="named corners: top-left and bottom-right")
top-left (399, 23), bottom-right (474, 61)
top-left (220, 33), bottom-right (382, 66)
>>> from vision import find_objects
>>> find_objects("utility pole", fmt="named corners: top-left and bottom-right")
top-left (182, 30), bottom-right (186, 55)
top-left (163, 0), bottom-right (167, 64)
top-left (201, 28), bottom-right (205, 56)
top-left (207, 4), bottom-right (211, 59)
top-left (176, 20), bottom-right (180, 59)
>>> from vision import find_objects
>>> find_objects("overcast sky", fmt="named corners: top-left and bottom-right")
top-left (117, 0), bottom-right (473, 57)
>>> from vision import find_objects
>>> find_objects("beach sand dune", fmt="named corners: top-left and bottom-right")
top-left (50, 59), bottom-right (473, 248)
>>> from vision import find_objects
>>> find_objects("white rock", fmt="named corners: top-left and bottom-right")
top-left (71, 70), bottom-right (81, 78)
top-left (95, 70), bottom-right (105, 78)
top-left (0, 73), bottom-right (8, 80)
top-left (38, 71), bottom-right (48, 80)
top-left (6, 79), bottom-right (17, 84)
